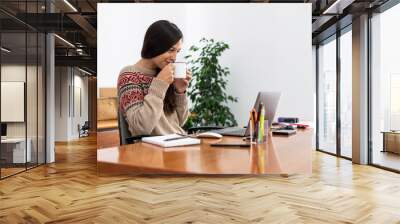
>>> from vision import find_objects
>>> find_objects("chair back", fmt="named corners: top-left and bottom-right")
top-left (82, 121), bottom-right (90, 130)
top-left (118, 110), bottom-right (132, 145)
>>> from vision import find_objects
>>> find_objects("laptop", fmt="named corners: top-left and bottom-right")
top-left (214, 92), bottom-right (281, 137)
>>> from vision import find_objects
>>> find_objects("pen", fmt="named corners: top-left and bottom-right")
top-left (164, 133), bottom-right (192, 141)
top-left (258, 103), bottom-right (265, 143)
top-left (253, 108), bottom-right (258, 140)
top-left (252, 108), bottom-right (257, 123)
top-left (261, 104), bottom-right (265, 133)
top-left (164, 136), bottom-right (189, 141)
top-left (210, 143), bottom-right (250, 148)
top-left (252, 108), bottom-right (257, 140)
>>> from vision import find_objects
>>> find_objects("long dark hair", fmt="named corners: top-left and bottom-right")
top-left (141, 20), bottom-right (183, 115)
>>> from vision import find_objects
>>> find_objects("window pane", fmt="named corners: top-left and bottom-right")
top-left (38, 32), bottom-right (46, 165)
top-left (371, 3), bottom-right (400, 171)
top-left (340, 29), bottom-right (352, 158)
top-left (27, 31), bottom-right (38, 169)
top-left (1, 31), bottom-right (28, 177)
top-left (318, 37), bottom-right (337, 154)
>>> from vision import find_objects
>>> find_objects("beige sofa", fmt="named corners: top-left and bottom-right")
top-left (97, 88), bottom-right (118, 131)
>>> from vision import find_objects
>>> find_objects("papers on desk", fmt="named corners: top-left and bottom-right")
top-left (142, 134), bottom-right (200, 148)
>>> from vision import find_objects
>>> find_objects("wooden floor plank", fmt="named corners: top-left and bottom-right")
top-left (0, 134), bottom-right (399, 223)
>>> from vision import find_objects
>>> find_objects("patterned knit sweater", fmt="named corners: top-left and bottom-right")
top-left (117, 64), bottom-right (189, 136)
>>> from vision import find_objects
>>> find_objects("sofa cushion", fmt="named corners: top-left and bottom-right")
top-left (97, 97), bottom-right (118, 121)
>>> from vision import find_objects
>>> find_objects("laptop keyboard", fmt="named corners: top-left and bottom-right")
top-left (214, 127), bottom-right (246, 136)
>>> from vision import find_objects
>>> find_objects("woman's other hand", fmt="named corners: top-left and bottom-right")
top-left (157, 63), bottom-right (174, 84)
top-left (174, 69), bottom-right (192, 94)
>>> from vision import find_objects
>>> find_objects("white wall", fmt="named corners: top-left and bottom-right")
top-left (55, 67), bottom-right (68, 141)
top-left (55, 67), bottom-right (89, 141)
top-left (98, 3), bottom-right (188, 87)
top-left (72, 74), bottom-right (89, 138)
top-left (98, 3), bottom-right (313, 126)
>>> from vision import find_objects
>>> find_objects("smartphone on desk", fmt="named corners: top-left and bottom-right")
top-left (272, 129), bottom-right (297, 136)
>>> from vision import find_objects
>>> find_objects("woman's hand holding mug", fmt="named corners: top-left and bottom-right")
top-left (157, 63), bottom-right (175, 84)
top-left (174, 69), bottom-right (192, 94)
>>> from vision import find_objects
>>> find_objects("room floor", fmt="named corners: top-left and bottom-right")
top-left (1, 163), bottom-right (44, 179)
top-left (0, 134), bottom-right (400, 223)
top-left (373, 150), bottom-right (400, 171)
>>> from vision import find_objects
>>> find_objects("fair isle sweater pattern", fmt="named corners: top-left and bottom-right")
top-left (118, 71), bottom-right (153, 114)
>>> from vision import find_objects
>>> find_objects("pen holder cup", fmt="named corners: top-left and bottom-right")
top-left (250, 120), bottom-right (268, 144)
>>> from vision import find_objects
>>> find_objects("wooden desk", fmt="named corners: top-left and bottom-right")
top-left (97, 129), bottom-right (313, 175)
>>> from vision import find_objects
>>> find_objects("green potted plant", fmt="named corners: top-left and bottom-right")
top-left (184, 38), bottom-right (238, 129)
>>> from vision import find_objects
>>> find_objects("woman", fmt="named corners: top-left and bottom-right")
top-left (118, 20), bottom-right (191, 136)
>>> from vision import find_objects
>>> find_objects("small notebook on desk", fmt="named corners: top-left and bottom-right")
top-left (142, 134), bottom-right (200, 148)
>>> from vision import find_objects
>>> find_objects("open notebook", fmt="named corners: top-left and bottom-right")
top-left (142, 134), bottom-right (200, 148)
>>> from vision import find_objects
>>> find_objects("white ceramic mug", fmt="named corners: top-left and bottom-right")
top-left (173, 62), bottom-right (187, 79)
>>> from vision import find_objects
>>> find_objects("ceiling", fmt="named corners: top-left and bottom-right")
top-left (0, 0), bottom-right (393, 75)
